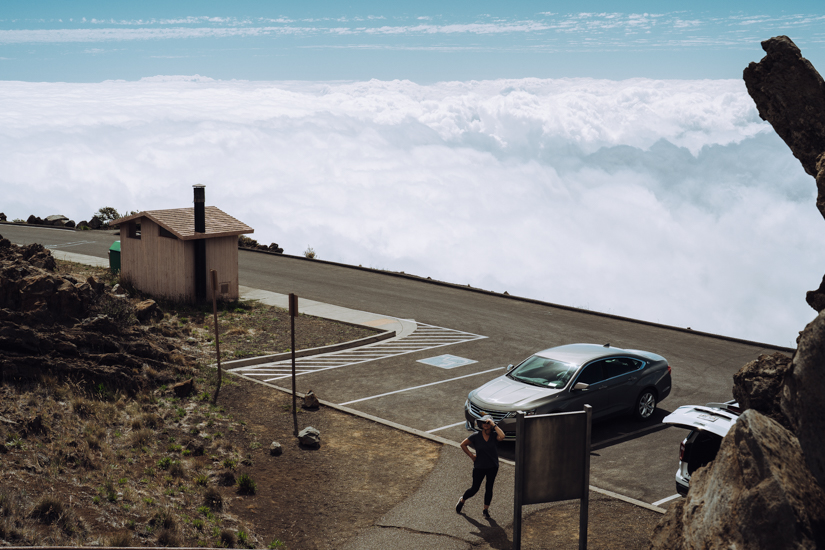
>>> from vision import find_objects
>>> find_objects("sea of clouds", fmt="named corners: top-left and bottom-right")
top-left (0, 76), bottom-right (821, 346)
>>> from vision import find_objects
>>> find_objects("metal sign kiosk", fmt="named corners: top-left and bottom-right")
top-left (513, 405), bottom-right (592, 550)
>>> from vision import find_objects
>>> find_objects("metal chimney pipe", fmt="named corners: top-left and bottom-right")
top-left (193, 184), bottom-right (207, 302)
top-left (194, 184), bottom-right (206, 233)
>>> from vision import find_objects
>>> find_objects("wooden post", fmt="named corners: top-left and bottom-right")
top-left (210, 270), bottom-right (222, 404)
top-left (289, 293), bottom-right (298, 437)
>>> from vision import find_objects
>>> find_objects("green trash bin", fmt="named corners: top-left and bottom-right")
top-left (108, 240), bottom-right (121, 273)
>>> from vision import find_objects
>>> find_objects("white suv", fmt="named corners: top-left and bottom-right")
top-left (662, 401), bottom-right (741, 496)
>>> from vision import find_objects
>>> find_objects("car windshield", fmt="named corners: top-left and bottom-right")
top-left (508, 355), bottom-right (579, 388)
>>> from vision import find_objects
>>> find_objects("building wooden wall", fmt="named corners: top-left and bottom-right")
top-left (205, 236), bottom-right (239, 301)
top-left (120, 218), bottom-right (239, 303)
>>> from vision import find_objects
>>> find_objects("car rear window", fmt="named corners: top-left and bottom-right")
top-left (509, 356), bottom-right (578, 388)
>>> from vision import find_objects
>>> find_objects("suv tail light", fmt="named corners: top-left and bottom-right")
top-left (679, 440), bottom-right (685, 461)
top-left (667, 365), bottom-right (672, 374)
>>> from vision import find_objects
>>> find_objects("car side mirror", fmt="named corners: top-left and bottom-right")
top-left (573, 382), bottom-right (589, 391)
top-left (506, 364), bottom-right (515, 373)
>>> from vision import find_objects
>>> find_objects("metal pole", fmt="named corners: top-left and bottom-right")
top-left (513, 411), bottom-right (525, 550)
top-left (289, 293), bottom-right (298, 437)
top-left (579, 404), bottom-right (592, 550)
top-left (210, 270), bottom-right (222, 404)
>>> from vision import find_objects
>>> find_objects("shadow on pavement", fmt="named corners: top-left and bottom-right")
top-left (462, 514), bottom-right (511, 550)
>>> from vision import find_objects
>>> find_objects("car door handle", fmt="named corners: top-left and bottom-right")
top-left (597, 385), bottom-right (608, 390)
top-left (628, 377), bottom-right (638, 382)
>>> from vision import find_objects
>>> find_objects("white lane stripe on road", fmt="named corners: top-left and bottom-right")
top-left (338, 367), bottom-right (504, 406)
top-left (426, 420), bottom-right (468, 433)
top-left (652, 494), bottom-right (681, 506)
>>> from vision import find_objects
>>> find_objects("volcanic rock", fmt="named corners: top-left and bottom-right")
top-left (171, 378), bottom-right (194, 398)
top-left (302, 390), bottom-right (320, 409)
top-left (89, 216), bottom-right (103, 230)
top-left (0, 213), bottom-right (6, 222)
top-left (648, 410), bottom-right (825, 550)
top-left (743, 35), bottom-right (825, 180)
top-left (135, 299), bottom-right (163, 323)
top-left (298, 427), bottom-right (321, 448)
top-left (782, 310), bottom-right (825, 488)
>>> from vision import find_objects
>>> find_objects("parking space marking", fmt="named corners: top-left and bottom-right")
top-left (229, 322), bottom-right (487, 382)
top-left (426, 420), bottom-right (467, 433)
top-left (338, 367), bottom-right (504, 406)
top-left (652, 494), bottom-right (681, 506)
top-left (417, 354), bottom-right (477, 369)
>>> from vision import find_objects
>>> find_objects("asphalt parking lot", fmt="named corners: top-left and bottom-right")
top-left (2, 223), bottom-right (793, 508)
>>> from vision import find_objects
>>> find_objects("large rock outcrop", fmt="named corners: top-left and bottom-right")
top-left (649, 410), bottom-right (825, 550)
top-left (782, 311), bottom-right (825, 487)
top-left (732, 352), bottom-right (793, 429)
top-left (743, 35), bottom-right (825, 180)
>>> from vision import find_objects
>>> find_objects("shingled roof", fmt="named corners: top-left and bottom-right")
top-left (111, 207), bottom-right (253, 240)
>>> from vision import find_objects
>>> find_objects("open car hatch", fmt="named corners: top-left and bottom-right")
top-left (662, 405), bottom-right (738, 438)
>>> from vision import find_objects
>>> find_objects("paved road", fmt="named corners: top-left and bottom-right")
top-left (1, 223), bottom-right (789, 506)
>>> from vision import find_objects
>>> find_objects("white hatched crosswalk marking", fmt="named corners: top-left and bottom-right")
top-left (229, 322), bottom-right (486, 382)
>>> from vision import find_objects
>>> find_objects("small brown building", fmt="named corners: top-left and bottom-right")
top-left (111, 187), bottom-right (253, 303)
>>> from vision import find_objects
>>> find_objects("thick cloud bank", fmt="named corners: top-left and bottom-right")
top-left (0, 77), bottom-right (820, 346)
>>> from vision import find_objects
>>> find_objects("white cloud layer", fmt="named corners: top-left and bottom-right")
top-left (0, 77), bottom-right (821, 347)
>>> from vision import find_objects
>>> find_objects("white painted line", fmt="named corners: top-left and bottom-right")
top-left (426, 420), bottom-right (467, 433)
top-left (339, 367), bottom-right (505, 406)
top-left (652, 494), bottom-right (681, 507)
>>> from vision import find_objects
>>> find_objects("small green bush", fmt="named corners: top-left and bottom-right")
top-left (236, 473), bottom-right (256, 495)
top-left (157, 457), bottom-right (172, 470)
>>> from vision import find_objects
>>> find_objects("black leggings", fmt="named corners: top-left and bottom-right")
top-left (462, 467), bottom-right (498, 506)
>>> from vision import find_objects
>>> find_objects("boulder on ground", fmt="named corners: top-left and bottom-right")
top-left (89, 216), bottom-right (103, 230)
top-left (648, 410), bottom-right (825, 550)
top-left (302, 390), bottom-right (320, 409)
top-left (135, 299), bottom-right (163, 323)
top-left (45, 215), bottom-right (68, 223)
top-left (268, 243), bottom-right (284, 254)
top-left (269, 441), bottom-right (283, 456)
top-left (171, 378), bottom-right (194, 398)
top-left (26, 215), bottom-right (43, 225)
top-left (0, 213), bottom-right (6, 222)
top-left (297, 426), bottom-right (321, 448)
top-left (64, 220), bottom-right (75, 228)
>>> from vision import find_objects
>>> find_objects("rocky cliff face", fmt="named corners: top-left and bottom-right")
top-left (649, 35), bottom-right (825, 550)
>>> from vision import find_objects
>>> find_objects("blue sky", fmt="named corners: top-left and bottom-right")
top-left (2, 1), bottom-right (824, 82)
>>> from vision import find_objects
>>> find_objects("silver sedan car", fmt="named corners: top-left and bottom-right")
top-left (464, 343), bottom-right (672, 440)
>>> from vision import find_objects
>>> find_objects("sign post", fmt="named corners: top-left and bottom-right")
top-left (289, 293), bottom-right (298, 437)
top-left (513, 405), bottom-right (592, 550)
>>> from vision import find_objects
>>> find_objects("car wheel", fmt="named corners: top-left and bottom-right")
top-left (634, 390), bottom-right (657, 421)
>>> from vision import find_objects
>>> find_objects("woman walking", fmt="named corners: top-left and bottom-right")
top-left (456, 414), bottom-right (505, 518)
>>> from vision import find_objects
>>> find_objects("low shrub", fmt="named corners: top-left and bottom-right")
top-left (219, 529), bottom-right (236, 548)
top-left (236, 473), bottom-right (256, 495)
top-left (107, 531), bottom-right (132, 547)
top-left (203, 487), bottom-right (223, 511)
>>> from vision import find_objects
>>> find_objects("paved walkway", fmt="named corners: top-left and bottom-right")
top-left (52, 249), bottom-right (665, 548)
